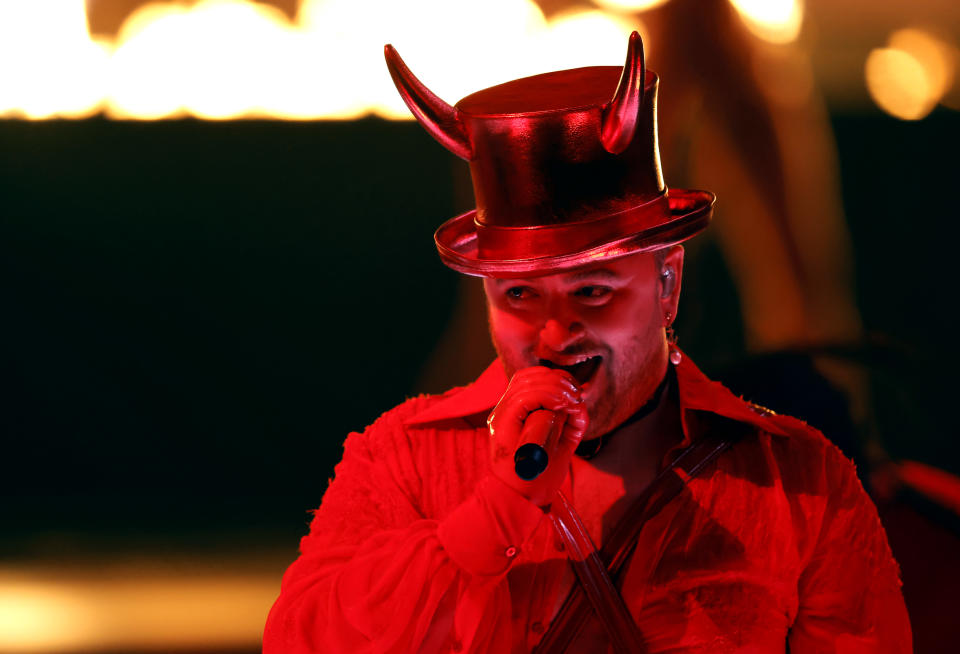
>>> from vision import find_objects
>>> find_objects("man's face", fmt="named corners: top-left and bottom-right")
top-left (483, 248), bottom-right (682, 440)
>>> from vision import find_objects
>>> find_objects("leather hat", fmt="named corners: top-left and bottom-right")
top-left (384, 32), bottom-right (714, 278)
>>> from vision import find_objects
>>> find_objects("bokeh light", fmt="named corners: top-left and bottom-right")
top-left (865, 49), bottom-right (932, 121)
top-left (0, 570), bottom-right (278, 652)
top-left (591, 0), bottom-right (670, 12)
top-left (108, 0), bottom-right (298, 120)
top-left (866, 28), bottom-right (958, 121)
top-left (728, 0), bottom-right (803, 44)
top-left (0, 0), bottom-right (639, 121)
top-left (538, 10), bottom-right (641, 73)
top-left (0, 2), bottom-right (111, 119)
top-left (0, 581), bottom-right (97, 652)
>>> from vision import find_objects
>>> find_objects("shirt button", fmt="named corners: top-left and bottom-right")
top-left (505, 546), bottom-right (519, 558)
top-left (531, 621), bottom-right (545, 634)
top-left (554, 538), bottom-right (565, 552)
top-left (451, 638), bottom-right (462, 651)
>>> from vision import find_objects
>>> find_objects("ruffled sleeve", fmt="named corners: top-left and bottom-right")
top-left (262, 403), bottom-right (545, 654)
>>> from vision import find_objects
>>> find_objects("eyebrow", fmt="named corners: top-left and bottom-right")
top-left (492, 268), bottom-right (620, 286)
top-left (562, 268), bottom-right (619, 282)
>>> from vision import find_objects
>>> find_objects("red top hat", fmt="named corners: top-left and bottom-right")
top-left (384, 32), bottom-right (714, 278)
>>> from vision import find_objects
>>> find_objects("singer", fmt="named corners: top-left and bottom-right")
top-left (264, 33), bottom-right (910, 653)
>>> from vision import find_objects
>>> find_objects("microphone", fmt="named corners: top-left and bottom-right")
top-left (514, 409), bottom-right (561, 481)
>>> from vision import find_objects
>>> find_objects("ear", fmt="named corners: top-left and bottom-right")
top-left (659, 245), bottom-right (684, 324)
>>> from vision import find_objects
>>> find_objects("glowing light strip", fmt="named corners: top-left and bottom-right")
top-left (0, 567), bottom-right (280, 652)
top-left (0, 0), bottom-right (638, 121)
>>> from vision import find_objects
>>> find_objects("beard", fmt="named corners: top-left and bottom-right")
top-left (584, 333), bottom-right (666, 440)
top-left (490, 322), bottom-right (668, 441)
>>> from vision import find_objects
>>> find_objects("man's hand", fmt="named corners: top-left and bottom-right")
top-left (487, 367), bottom-right (589, 507)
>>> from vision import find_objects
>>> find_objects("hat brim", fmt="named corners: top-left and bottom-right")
top-left (434, 189), bottom-right (715, 278)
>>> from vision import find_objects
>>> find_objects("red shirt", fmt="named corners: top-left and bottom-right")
top-left (264, 355), bottom-right (911, 653)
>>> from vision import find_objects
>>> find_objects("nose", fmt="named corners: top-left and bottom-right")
top-left (538, 317), bottom-right (585, 355)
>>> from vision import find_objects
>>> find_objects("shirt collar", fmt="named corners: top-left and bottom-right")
top-left (403, 359), bottom-right (508, 426)
top-left (404, 350), bottom-right (791, 439)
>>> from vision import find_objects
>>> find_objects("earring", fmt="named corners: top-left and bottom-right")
top-left (664, 312), bottom-right (682, 365)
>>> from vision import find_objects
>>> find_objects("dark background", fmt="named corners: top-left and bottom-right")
top-left (2, 109), bottom-right (957, 556)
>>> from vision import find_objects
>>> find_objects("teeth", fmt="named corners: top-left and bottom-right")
top-left (541, 354), bottom-right (595, 368)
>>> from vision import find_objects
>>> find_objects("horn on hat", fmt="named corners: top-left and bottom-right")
top-left (600, 30), bottom-right (645, 155)
top-left (384, 44), bottom-right (473, 161)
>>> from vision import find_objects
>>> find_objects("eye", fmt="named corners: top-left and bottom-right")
top-left (574, 285), bottom-right (612, 302)
top-left (576, 286), bottom-right (607, 297)
top-left (505, 286), bottom-right (536, 301)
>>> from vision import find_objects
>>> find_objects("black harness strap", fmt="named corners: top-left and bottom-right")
top-left (535, 426), bottom-right (742, 654)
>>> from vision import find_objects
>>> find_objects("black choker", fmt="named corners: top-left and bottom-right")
top-left (574, 366), bottom-right (674, 460)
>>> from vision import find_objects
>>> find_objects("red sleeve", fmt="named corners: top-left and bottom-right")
top-left (789, 447), bottom-right (912, 653)
top-left (262, 407), bottom-right (545, 654)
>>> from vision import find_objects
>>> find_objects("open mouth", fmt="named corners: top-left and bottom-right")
top-left (539, 355), bottom-right (602, 386)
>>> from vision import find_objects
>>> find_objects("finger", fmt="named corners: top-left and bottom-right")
top-left (507, 374), bottom-right (583, 402)
top-left (557, 403), bottom-right (589, 448)
top-left (541, 410), bottom-right (569, 454)
top-left (509, 384), bottom-right (582, 409)
top-left (509, 367), bottom-right (580, 393)
top-left (519, 409), bottom-right (563, 450)
top-left (507, 380), bottom-right (580, 404)
top-left (488, 399), bottom-right (565, 445)
top-left (499, 389), bottom-right (580, 430)
top-left (503, 385), bottom-right (581, 412)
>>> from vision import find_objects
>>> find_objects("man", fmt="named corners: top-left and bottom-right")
top-left (264, 33), bottom-right (910, 653)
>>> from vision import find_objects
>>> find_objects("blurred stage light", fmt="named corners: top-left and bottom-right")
top-left (108, 0), bottom-right (298, 120)
top-left (865, 49), bottom-right (934, 121)
top-left (591, 0), bottom-right (671, 12)
top-left (891, 29), bottom-right (958, 111)
top-left (0, 2), bottom-right (110, 119)
top-left (0, 582), bottom-right (97, 652)
top-left (0, 569), bottom-right (279, 652)
top-left (538, 10), bottom-right (640, 73)
top-left (0, 0), bottom-right (639, 121)
top-left (728, 0), bottom-right (803, 44)
top-left (866, 28), bottom-right (957, 121)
